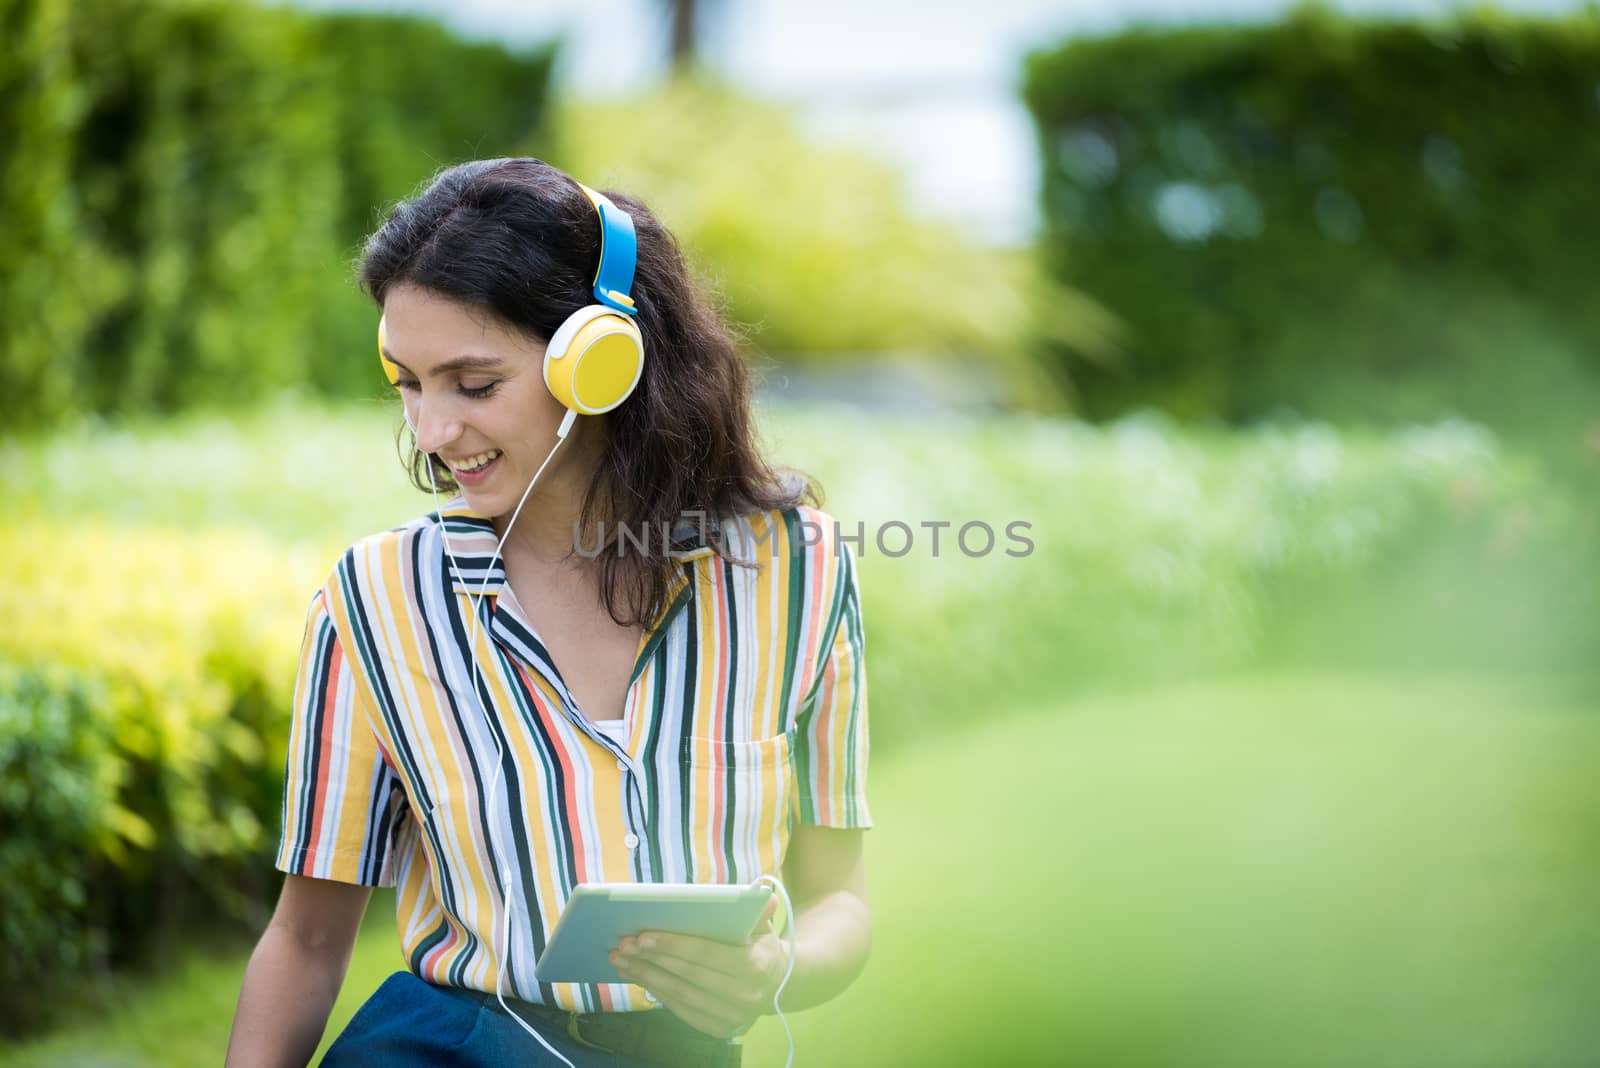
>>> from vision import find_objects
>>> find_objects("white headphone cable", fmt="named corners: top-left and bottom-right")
top-left (410, 405), bottom-right (578, 1067)
top-left (757, 873), bottom-right (799, 1068)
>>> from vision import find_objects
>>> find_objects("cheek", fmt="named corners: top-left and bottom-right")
top-left (484, 386), bottom-right (563, 454)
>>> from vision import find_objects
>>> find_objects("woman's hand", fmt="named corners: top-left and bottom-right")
top-left (609, 897), bottom-right (788, 1038)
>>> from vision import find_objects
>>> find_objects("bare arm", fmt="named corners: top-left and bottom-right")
top-left (774, 824), bottom-right (871, 1012)
top-left (225, 874), bottom-right (373, 1068)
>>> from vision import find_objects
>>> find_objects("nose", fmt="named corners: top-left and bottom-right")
top-left (407, 395), bottom-right (462, 456)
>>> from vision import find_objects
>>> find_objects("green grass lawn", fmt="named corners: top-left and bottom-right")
top-left (8, 672), bottom-right (1597, 1067)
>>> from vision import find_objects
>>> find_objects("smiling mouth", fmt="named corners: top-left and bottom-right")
top-left (449, 449), bottom-right (501, 474)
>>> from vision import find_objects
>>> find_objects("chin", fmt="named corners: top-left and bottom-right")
top-left (455, 484), bottom-right (497, 512)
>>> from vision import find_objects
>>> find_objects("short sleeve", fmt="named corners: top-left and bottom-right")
top-left (792, 537), bottom-right (871, 828)
top-left (275, 588), bottom-right (409, 886)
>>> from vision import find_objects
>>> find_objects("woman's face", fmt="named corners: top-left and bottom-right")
top-left (380, 283), bottom-right (591, 518)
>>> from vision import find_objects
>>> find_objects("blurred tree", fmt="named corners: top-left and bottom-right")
top-left (668, 0), bottom-right (696, 68)
top-left (661, 0), bottom-right (726, 72)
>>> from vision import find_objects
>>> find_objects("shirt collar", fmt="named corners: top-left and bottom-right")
top-left (433, 497), bottom-right (504, 597)
top-left (433, 496), bottom-right (718, 597)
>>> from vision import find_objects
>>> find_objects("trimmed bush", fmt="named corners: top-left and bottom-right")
top-left (0, 668), bottom-right (116, 1035)
top-left (0, 518), bottom-right (321, 1034)
top-left (0, 0), bottom-right (554, 428)
top-left (1023, 8), bottom-right (1600, 431)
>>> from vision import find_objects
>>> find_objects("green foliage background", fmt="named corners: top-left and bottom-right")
top-left (0, 0), bottom-right (555, 429)
top-left (551, 80), bottom-right (1117, 407)
top-left (1024, 7), bottom-right (1600, 431)
top-left (5, 0), bottom-right (1600, 1058)
top-left (1, 2), bottom-right (1082, 432)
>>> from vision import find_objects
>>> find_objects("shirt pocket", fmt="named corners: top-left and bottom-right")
top-left (677, 728), bottom-right (798, 883)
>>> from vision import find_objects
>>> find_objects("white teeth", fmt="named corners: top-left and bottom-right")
top-left (454, 449), bottom-right (500, 473)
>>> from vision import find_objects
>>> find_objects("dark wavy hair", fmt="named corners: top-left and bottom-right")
top-left (356, 158), bottom-right (814, 627)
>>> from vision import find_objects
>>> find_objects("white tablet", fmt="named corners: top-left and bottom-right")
top-left (534, 882), bottom-right (772, 985)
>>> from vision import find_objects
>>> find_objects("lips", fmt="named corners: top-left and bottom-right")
top-left (450, 450), bottom-right (502, 485)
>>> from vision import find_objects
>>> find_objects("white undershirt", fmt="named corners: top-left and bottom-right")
top-left (592, 717), bottom-right (627, 744)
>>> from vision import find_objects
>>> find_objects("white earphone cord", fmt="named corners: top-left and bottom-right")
top-left (410, 408), bottom-right (796, 1067)
top-left (760, 874), bottom-right (799, 1068)
top-left (412, 406), bottom-right (577, 1066)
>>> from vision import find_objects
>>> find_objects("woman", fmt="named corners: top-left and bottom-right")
top-left (225, 158), bottom-right (871, 1067)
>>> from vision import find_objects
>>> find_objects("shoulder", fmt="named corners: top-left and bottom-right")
top-left (299, 510), bottom-right (457, 694)
top-left (718, 505), bottom-right (860, 591)
top-left (318, 509), bottom-right (445, 609)
top-left (715, 504), bottom-right (824, 550)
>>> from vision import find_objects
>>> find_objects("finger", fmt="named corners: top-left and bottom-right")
top-left (632, 932), bottom-right (748, 978)
top-left (749, 895), bottom-right (779, 940)
top-left (612, 954), bottom-right (744, 1037)
top-left (613, 951), bottom-right (713, 1007)
top-left (635, 947), bottom-right (758, 1005)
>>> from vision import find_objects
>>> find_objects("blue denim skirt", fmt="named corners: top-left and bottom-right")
top-left (319, 970), bottom-right (730, 1067)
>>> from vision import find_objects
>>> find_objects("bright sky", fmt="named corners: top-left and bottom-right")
top-left (286, 0), bottom-right (1586, 245)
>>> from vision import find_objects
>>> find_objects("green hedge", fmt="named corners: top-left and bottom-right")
top-left (1023, 8), bottom-right (1600, 430)
top-left (0, 668), bottom-right (116, 1034)
top-left (0, 518), bottom-right (320, 1036)
top-left (0, 0), bottom-right (554, 429)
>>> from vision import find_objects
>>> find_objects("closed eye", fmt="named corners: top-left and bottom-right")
top-left (394, 379), bottom-right (499, 400)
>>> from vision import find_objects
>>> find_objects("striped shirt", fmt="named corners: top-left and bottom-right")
top-left (275, 499), bottom-right (869, 1012)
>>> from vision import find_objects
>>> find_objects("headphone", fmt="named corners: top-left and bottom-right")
top-left (377, 179), bottom-right (644, 418)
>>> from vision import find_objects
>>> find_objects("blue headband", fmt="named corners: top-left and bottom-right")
top-left (574, 181), bottom-right (638, 317)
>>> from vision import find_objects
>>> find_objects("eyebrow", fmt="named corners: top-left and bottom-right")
top-left (381, 349), bottom-right (505, 376)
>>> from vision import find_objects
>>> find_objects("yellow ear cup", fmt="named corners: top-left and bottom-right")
top-left (377, 316), bottom-right (400, 386)
top-left (545, 313), bottom-right (643, 414)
